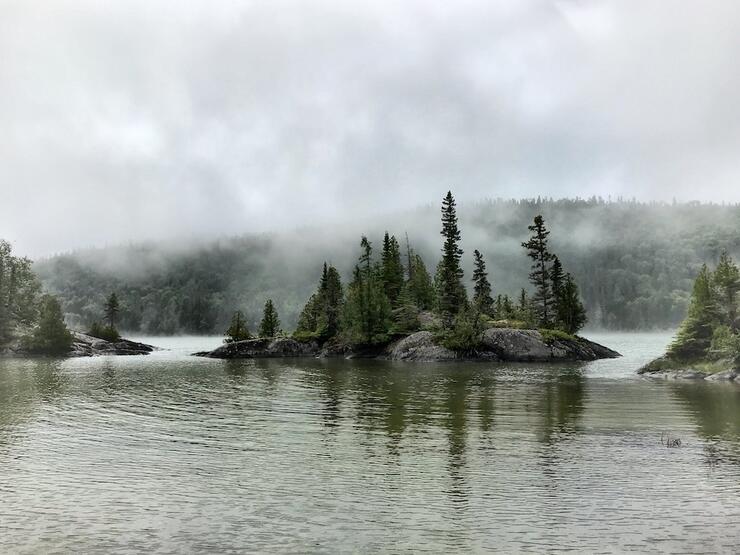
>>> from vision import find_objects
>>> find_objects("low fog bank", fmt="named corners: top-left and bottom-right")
top-left (34, 198), bottom-right (740, 335)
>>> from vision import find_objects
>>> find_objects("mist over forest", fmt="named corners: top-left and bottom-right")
top-left (35, 196), bottom-right (740, 335)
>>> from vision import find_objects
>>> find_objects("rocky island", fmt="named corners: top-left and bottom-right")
top-left (640, 253), bottom-right (740, 381)
top-left (195, 328), bottom-right (619, 362)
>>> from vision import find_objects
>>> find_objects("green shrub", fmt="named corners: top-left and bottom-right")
top-left (539, 328), bottom-right (577, 344)
top-left (88, 321), bottom-right (121, 342)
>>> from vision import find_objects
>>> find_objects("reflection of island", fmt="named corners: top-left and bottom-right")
top-left (669, 381), bottom-right (740, 465)
top-left (537, 367), bottom-right (587, 445)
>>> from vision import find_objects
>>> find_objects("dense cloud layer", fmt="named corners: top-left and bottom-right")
top-left (2, 0), bottom-right (740, 256)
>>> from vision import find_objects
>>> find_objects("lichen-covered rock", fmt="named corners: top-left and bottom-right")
top-left (196, 329), bottom-right (620, 362)
top-left (196, 337), bottom-right (319, 359)
top-left (479, 329), bottom-right (620, 362)
top-left (704, 369), bottom-right (738, 381)
top-left (385, 331), bottom-right (458, 362)
top-left (69, 332), bottom-right (156, 357)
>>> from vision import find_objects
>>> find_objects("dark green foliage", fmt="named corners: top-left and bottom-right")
top-left (0, 240), bottom-right (41, 345)
top-left (495, 294), bottom-right (516, 320)
top-left (515, 288), bottom-right (535, 326)
top-left (25, 295), bottom-right (72, 354)
top-left (550, 257), bottom-right (564, 299)
top-left (440, 305), bottom-right (483, 352)
top-left (295, 262), bottom-right (344, 341)
top-left (406, 254), bottom-right (435, 310)
top-left (522, 215), bottom-right (554, 327)
top-left (555, 274), bottom-right (587, 334)
top-left (88, 321), bottom-right (121, 342)
top-left (472, 249), bottom-right (494, 316)
top-left (104, 292), bottom-right (120, 328)
top-left (437, 191), bottom-right (467, 327)
top-left (667, 265), bottom-right (720, 360)
top-left (341, 238), bottom-right (392, 345)
top-left (713, 251), bottom-right (740, 330)
top-left (391, 286), bottom-right (420, 334)
top-left (225, 310), bottom-right (251, 342)
top-left (259, 299), bottom-right (281, 338)
top-left (381, 233), bottom-right (405, 306)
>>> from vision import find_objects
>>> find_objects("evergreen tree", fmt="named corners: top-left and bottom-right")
top-left (472, 249), bottom-right (494, 316)
top-left (225, 310), bottom-right (251, 342)
top-left (26, 295), bottom-right (72, 354)
top-left (341, 238), bottom-right (392, 344)
top-left (259, 299), bottom-right (281, 338)
top-left (295, 263), bottom-right (344, 340)
top-left (406, 254), bottom-right (435, 310)
top-left (516, 288), bottom-right (535, 325)
top-left (391, 286), bottom-right (420, 334)
top-left (555, 274), bottom-right (587, 334)
top-left (437, 191), bottom-right (466, 326)
top-left (550, 256), bottom-right (565, 300)
top-left (0, 240), bottom-right (41, 345)
top-left (104, 292), bottom-right (120, 329)
top-left (522, 215), bottom-right (554, 327)
top-left (667, 264), bottom-right (720, 360)
top-left (381, 232), bottom-right (405, 306)
top-left (713, 251), bottom-right (740, 330)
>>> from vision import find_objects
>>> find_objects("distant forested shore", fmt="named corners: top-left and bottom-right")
top-left (34, 197), bottom-right (740, 335)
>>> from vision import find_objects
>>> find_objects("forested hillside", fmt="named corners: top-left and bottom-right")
top-left (35, 198), bottom-right (740, 334)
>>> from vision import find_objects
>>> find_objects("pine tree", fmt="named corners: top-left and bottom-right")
top-left (522, 215), bottom-right (554, 327)
top-left (713, 251), bottom-right (740, 330)
top-left (391, 286), bottom-right (420, 334)
top-left (341, 238), bottom-right (392, 344)
top-left (381, 232), bottom-right (405, 306)
top-left (550, 256), bottom-right (565, 300)
top-left (0, 240), bottom-right (41, 346)
top-left (104, 292), bottom-right (120, 329)
top-left (26, 295), bottom-right (72, 354)
top-left (556, 274), bottom-right (587, 334)
top-left (407, 254), bottom-right (435, 310)
top-left (667, 265), bottom-right (720, 360)
top-left (472, 249), bottom-right (494, 316)
top-left (225, 310), bottom-right (251, 342)
top-left (259, 299), bottom-right (281, 338)
top-left (437, 191), bottom-right (466, 326)
top-left (516, 288), bottom-right (535, 326)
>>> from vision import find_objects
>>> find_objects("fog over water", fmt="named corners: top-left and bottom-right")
top-left (2, 1), bottom-right (740, 256)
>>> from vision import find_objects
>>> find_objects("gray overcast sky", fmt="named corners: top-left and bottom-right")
top-left (2, 0), bottom-right (740, 256)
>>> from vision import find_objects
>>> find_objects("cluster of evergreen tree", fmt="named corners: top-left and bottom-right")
top-left (667, 252), bottom-right (740, 363)
top-left (218, 191), bottom-right (589, 350)
top-left (88, 292), bottom-right (122, 342)
top-left (521, 216), bottom-right (587, 334)
top-left (0, 240), bottom-right (72, 354)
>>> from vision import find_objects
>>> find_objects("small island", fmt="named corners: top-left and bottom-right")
top-left (639, 252), bottom-right (740, 380)
top-left (0, 244), bottom-right (156, 358)
top-left (197, 192), bottom-right (620, 362)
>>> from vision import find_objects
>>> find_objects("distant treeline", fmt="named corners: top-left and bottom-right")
top-left (35, 197), bottom-right (740, 334)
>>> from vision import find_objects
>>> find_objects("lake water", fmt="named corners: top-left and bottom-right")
top-left (1, 332), bottom-right (739, 553)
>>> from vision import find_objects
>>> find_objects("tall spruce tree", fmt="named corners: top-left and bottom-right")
top-left (550, 256), bottom-right (565, 300)
top-left (522, 215), bottom-right (554, 327)
top-left (555, 274), bottom-right (587, 334)
top-left (437, 191), bottom-right (466, 326)
top-left (104, 292), bottom-right (120, 329)
top-left (381, 232), bottom-right (405, 306)
top-left (472, 249), bottom-right (494, 316)
top-left (667, 264), bottom-right (719, 360)
top-left (341, 237), bottom-right (392, 344)
top-left (225, 310), bottom-right (251, 342)
top-left (259, 299), bottom-right (281, 338)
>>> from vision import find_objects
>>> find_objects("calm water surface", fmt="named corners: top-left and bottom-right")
top-left (1, 332), bottom-right (740, 553)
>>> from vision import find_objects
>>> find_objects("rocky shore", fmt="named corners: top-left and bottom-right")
top-left (638, 356), bottom-right (739, 381)
top-left (68, 332), bottom-right (157, 357)
top-left (194, 328), bottom-right (620, 362)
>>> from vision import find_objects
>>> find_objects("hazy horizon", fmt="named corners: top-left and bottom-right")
top-left (3, 0), bottom-right (740, 257)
